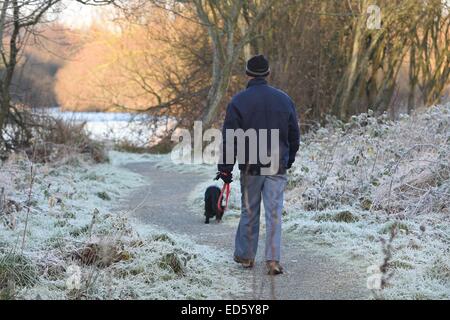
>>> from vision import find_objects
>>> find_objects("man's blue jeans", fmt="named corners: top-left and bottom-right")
top-left (234, 174), bottom-right (288, 262)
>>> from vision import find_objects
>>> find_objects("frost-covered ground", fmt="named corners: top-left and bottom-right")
top-left (4, 105), bottom-right (447, 300)
top-left (283, 105), bottom-right (449, 300)
top-left (185, 105), bottom-right (449, 300)
top-left (0, 152), bottom-right (244, 300)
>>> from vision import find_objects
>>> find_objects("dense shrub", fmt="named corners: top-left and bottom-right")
top-left (288, 105), bottom-right (450, 217)
top-left (30, 116), bottom-right (109, 164)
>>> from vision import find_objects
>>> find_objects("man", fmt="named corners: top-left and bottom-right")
top-left (217, 55), bottom-right (300, 275)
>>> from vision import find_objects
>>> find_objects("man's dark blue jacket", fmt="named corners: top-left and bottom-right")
top-left (218, 78), bottom-right (300, 174)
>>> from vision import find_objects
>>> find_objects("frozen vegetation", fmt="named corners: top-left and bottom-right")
top-left (187, 104), bottom-right (449, 300)
top-left (1, 104), bottom-right (448, 300)
top-left (0, 151), bottom-right (245, 300)
top-left (282, 105), bottom-right (449, 300)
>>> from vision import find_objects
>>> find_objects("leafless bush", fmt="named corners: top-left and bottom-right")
top-left (289, 104), bottom-right (450, 219)
top-left (29, 115), bottom-right (109, 164)
top-left (375, 145), bottom-right (450, 216)
top-left (2, 110), bottom-right (109, 164)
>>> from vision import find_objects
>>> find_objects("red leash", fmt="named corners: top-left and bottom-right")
top-left (218, 183), bottom-right (231, 213)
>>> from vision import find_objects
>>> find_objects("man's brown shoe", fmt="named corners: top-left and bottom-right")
top-left (266, 261), bottom-right (284, 275)
top-left (234, 256), bottom-right (255, 269)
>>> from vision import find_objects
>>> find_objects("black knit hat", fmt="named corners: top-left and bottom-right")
top-left (246, 55), bottom-right (270, 77)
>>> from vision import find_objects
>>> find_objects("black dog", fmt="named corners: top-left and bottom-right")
top-left (204, 186), bottom-right (225, 224)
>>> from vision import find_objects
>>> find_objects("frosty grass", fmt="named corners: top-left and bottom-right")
top-left (0, 152), bottom-right (245, 300)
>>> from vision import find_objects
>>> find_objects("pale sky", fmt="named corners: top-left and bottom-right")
top-left (58, 1), bottom-right (105, 29)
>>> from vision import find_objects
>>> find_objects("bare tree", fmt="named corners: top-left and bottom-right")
top-left (331, 0), bottom-right (450, 119)
top-left (0, 0), bottom-right (114, 152)
top-left (189, 0), bottom-right (275, 127)
top-left (414, 0), bottom-right (450, 107)
top-left (78, 0), bottom-right (275, 130)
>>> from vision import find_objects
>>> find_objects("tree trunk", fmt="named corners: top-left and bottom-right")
top-left (193, 0), bottom-right (274, 128)
top-left (408, 45), bottom-right (417, 114)
top-left (0, 0), bottom-right (19, 139)
top-left (332, 1), bottom-right (367, 119)
top-left (0, 104), bottom-right (7, 136)
top-left (202, 60), bottom-right (234, 128)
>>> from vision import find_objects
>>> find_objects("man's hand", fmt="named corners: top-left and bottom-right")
top-left (215, 171), bottom-right (233, 184)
